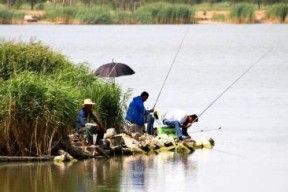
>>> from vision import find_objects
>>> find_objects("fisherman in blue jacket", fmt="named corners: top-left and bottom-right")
top-left (126, 91), bottom-right (154, 134)
top-left (75, 98), bottom-right (104, 145)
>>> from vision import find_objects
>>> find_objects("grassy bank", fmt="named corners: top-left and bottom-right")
top-left (266, 3), bottom-right (288, 22)
top-left (0, 41), bottom-right (126, 156)
top-left (1, 2), bottom-right (288, 24)
top-left (0, 8), bottom-right (24, 24)
top-left (230, 3), bottom-right (255, 23)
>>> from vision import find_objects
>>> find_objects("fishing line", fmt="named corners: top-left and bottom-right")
top-left (212, 148), bottom-right (246, 158)
top-left (197, 45), bottom-right (276, 119)
top-left (153, 26), bottom-right (191, 109)
top-left (189, 127), bottom-right (222, 133)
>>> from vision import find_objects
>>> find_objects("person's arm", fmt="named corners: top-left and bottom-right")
top-left (139, 103), bottom-right (154, 115)
top-left (182, 120), bottom-right (192, 137)
top-left (90, 111), bottom-right (102, 129)
top-left (182, 123), bottom-right (192, 129)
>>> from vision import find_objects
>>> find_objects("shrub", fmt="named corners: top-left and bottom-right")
top-left (0, 41), bottom-right (70, 80)
top-left (0, 41), bottom-right (126, 156)
top-left (0, 8), bottom-right (24, 24)
top-left (134, 3), bottom-right (196, 24)
top-left (266, 3), bottom-right (288, 23)
top-left (76, 6), bottom-right (112, 24)
top-left (230, 3), bottom-right (255, 23)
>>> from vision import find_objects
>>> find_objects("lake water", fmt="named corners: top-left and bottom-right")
top-left (0, 24), bottom-right (288, 192)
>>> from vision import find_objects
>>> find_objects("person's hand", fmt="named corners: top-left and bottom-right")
top-left (150, 108), bottom-right (154, 113)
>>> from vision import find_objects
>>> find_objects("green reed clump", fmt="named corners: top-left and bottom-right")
top-left (0, 72), bottom-right (81, 156)
top-left (76, 6), bottom-right (112, 24)
top-left (0, 8), bottom-right (24, 24)
top-left (266, 3), bottom-right (288, 23)
top-left (0, 41), bottom-right (126, 156)
top-left (230, 3), bottom-right (255, 23)
top-left (212, 13), bottom-right (226, 22)
top-left (134, 2), bottom-right (196, 24)
top-left (0, 41), bottom-right (70, 80)
top-left (112, 10), bottom-right (133, 24)
top-left (43, 7), bottom-right (78, 23)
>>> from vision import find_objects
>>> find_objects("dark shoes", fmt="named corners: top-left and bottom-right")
top-left (179, 136), bottom-right (187, 140)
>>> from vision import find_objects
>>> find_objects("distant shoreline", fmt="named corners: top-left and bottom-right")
top-left (20, 10), bottom-right (287, 25)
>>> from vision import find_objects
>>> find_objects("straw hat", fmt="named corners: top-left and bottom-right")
top-left (83, 98), bottom-right (95, 106)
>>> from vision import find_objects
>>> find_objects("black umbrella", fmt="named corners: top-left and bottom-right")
top-left (95, 61), bottom-right (135, 78)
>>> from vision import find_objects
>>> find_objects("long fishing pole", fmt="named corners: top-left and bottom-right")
top-left (197, 45), bottom-right (276, 119)
top-left (153, 26), bottom-right (191, 109)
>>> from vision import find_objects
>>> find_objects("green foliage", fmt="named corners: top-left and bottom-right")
top-left (0, 41), bottom-right (70, 80)
top-left (212, 13), bottom-right (226, 21)
top-left (194, 2), bottom-right (232, 11)
top-left (230, 3), bottom-right (255, 23)
top-left (76, 6), bottom-right (113, 24)
top-left (0, 71), bottom-right (80, 156)
top-left (266, 3), bottom-right (288, 22)
top-left (0, 8), bottom-right (24, 24)
top-left (134, 2), bottom-right (196, 24)
top-left (43, 7), bottom-right (78, 23)
top-left (112, 10), bottom-right (133, 24)
top-left (0, 41), bottom-right (126, 156)
top-left (43, 6), bottom-right (113, 24)
top-left (35, 3), bottom-right (45, 10)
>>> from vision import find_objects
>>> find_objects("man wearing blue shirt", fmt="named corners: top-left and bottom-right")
top-left (126, 91), bottom-right (154, 134)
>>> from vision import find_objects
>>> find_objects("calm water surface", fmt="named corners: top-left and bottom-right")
top-left (0, 25), bottom-right (288, 192)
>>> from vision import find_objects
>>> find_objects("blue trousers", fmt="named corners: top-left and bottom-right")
top-left (162, 119), bottom-right (183, 138)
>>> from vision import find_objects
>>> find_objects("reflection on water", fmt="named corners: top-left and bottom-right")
top-left (0, 152), bottom-right (201, 192)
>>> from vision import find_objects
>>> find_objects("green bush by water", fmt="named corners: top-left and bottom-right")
top-left (0, 41), bottom-right (126, 156)
top-left (0, 41), bottom-right (70, 80)
top-left (266, 3), bottom-right (288, 23)
top-left (76, 6), bottom-right (112, 24)
top-left (43, 7), bottom-right (78, 23)
top-left (230, 3), bottom-right (255, 23)
top-left (0, 8), bottom-right (24, 24)
top-left (134, 2), bottom-right (196, 24)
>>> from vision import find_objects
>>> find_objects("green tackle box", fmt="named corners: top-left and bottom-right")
top-left (156, 126), bottom-right (176, 138)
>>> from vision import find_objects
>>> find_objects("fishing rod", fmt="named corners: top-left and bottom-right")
top-left (196, 45), bottom-right (276, 119)
top-left (153, 26), bottom-right (191, 109)
top-left (189, 127), bottom-right (222, 133)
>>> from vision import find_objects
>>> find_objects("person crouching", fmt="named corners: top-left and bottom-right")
top-left (75, 99), bottom-right (105, 145)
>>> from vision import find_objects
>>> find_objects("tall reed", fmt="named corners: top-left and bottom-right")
top-left (0, 41), bottom-right (70, 80)
top-left (0, 8), bottom-right (24, 24)
top-left (0, 72), bottom-right (80, 156)
top-left (230, 3), bottom-right (255, 23)
top-left (0, 41), bottom-right (126, 156)
top-left (134, 2), bottom-right (196, 24)
top-left (43, 7), bottom-right (78, 24)
top-left (76, 6), bottom-right (112, 24)
top-left (266, 3), bottom-right (288, 23)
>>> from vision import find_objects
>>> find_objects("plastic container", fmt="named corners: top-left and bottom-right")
top-left (156, 125), bottom-right (176, 138)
